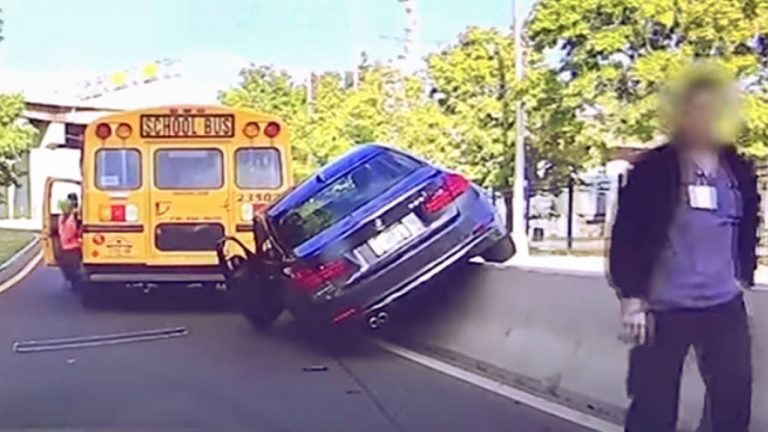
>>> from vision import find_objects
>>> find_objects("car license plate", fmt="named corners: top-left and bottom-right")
top-left (368, 214), bottom-right (423, 256)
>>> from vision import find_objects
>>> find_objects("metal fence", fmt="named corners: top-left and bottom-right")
top-left (488, 179), bottom-right (614, 255)
top-left (487, 167), bottom-right (768, 258)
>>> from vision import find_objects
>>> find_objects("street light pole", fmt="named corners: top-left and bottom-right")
top-left (512, 0), bottom-right (529, 256)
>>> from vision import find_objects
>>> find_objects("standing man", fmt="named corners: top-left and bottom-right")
top-left (609, 75), bottom-right (758, 432)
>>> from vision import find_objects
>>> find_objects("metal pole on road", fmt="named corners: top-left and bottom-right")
top-left (512, 0), bottom-right (529, 257)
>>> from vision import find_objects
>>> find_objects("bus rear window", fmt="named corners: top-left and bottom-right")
top-left (155, 149), bottom-right (223, 189)
top-left (236, 148), bottom-right (282, 189)
top-left (95, 149), bottom-right (141, 190)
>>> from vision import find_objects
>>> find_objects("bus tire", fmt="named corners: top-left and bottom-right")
top-left (481, 235), bottom-right (516, 263)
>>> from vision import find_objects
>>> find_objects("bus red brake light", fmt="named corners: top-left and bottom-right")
top-left (100, 204), bottom-right (138, 222)
top-left (290, 258), bottom-right (352, 292)
top-left (423, 173), bottom-right (470, 214)
top-left (95, 123), bottom-right (112, 140)
top-left (264, 122), bottom-right (281, 138)
top-left (115, 123), bottom-right (132, 139)
top-left (111, 205), bottom-right (126, 222)
top-left (240, 203), bottom-right (268, 221)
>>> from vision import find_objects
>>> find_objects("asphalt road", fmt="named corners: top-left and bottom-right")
top-left (0, 263), bottom-right (591, 432)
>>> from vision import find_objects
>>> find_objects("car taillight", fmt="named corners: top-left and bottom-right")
top-left (423, 173), bottom-right (470, 214)
top-left (290, 258), bottom-right (352, 292)
top-left (240, 203), bottom-right (267, 221)
top-left (100, 204), bottom-right (138, 222)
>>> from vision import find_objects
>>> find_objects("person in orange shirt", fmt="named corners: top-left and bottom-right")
top-left (58, 193), bottom-right (82, 289)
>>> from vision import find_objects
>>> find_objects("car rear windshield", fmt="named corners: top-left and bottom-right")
top-left (95, 149), bottom-right (141, 190)
top-left (273, 150), bottom-right (423, 249)
top-left (155, 149), bottom-right (223, 189)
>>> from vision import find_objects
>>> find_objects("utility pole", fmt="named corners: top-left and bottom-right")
top-left (306, 70), bottom-right (314, 115)
top-left (512, 0), bottom-right (529, 256)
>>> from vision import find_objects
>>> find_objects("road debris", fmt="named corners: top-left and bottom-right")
top-left (302, 365), bottom-right (329, 372)
top-left (12, 327), bottom-right (188, 353)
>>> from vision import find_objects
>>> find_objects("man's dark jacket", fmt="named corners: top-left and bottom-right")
top-left (608, 143), bottom-right (760, 299)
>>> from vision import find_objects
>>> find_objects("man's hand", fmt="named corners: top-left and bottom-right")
top-left (620, 298), bottom-right (648, 345)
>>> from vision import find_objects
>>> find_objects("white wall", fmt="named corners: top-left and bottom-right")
top-left (0, 121), bottom-right (82, 230)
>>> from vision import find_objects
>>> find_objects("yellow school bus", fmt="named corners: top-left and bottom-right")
top-left (41, 105), bottom-right (293, 292)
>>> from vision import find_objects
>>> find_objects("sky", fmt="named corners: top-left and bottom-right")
top-left (0, 0), bottom-right (533, 101)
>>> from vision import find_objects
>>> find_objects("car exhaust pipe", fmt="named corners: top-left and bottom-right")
top-left (376, 311), bottom-right (388, 325)
top-left (368, 316), bottom-right (380, 329)
top-left (368, 311), bottom-right (389, 330)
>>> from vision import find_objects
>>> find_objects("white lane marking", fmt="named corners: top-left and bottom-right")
top-left (0, 252), bottom-right (42, 295)
top-left (375, 340), bottom-right (622, 432)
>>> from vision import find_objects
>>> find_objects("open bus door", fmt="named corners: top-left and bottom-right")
top-left (42, 178), bottom-right (82, 266)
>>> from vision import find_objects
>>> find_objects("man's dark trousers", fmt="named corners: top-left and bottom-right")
top-left (624, 295), bottom-right (751, 432)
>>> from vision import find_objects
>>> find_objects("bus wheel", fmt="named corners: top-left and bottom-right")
top-left (229, 265), bottom-right (283, 330)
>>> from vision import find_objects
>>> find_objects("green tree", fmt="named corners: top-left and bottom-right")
top-left (344, 63), bottom-right (455, 167)
top-left (219, 65), bottom-right (313, 178)
top-left (528, 0), bottom-right (768, 157)
top-left (221, 62), bottom-right (455, 180)
top-left (427, 27), bottom-right (516, 188)
top-left (0, 10), bottom-right (39, 188)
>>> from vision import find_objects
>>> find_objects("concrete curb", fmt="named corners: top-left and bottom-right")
top-left (479, 257), bottom-right (768, 290)
top-left (0, 236), bottom-right (41, 286)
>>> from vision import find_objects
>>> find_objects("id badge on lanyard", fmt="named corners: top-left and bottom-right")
top-left (688, 184), bottom-right (718, 210)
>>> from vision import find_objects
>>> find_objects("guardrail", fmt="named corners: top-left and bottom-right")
top-left (390, 263), bottom-right (768, 432)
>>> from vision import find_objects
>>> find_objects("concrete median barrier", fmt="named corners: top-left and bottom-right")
top-left (390, 263), bottom-right (768, 431)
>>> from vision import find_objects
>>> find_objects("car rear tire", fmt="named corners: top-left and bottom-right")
top-left (229, 263), bottom-right (284, 330)
top-left (481, 235), bottom-right (516, 263)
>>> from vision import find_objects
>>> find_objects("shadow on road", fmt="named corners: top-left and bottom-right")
top-left (76, 261), bottom-right (483, 357)
top-left (83, 286), bottom-right (234, 314)
top-left (377, 261), bottom-right (480, 338)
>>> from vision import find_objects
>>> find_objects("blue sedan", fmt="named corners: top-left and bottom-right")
top-left (218, 143), bottom-right (515, 329)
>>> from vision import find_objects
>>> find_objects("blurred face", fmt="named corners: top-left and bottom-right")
top-left (675, 88), bottom-right (721, 150)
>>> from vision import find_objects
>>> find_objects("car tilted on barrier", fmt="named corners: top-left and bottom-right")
top-left (217, 143), bottom-right (515, 329)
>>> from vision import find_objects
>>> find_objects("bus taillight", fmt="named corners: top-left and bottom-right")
top-left (264, 122), bottom-right (281, 138)
top-left (240, 203), bottom-right (267, 221)
top-left (99, 204), bottom-right (138, 222)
